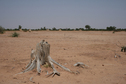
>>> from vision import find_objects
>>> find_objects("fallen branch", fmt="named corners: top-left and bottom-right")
top-left (74, 62), bottom-right (89, 68)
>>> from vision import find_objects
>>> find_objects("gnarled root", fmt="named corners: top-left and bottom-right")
top-left (46, 71), bottom-right (60, 77)
top-left (50, 57), bottom-right (79, 75)
top-left (50, 58), bottom-right (71, 72)
top-left (23, 59), bottom-right (36, 73)
top-left (15, 59), bottom-right (36, 75)
top-left (26, 60), bottom-right (32, 68)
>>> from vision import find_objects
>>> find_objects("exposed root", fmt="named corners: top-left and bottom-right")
top-left (23, 59), bottom-right (36, 73)
top-left (50, 58), bottom-right (71, 72)
top-left (16, 40), bottom-right (81, 77)
top-left (26, 60), bottom-right (32, 68)
top-left (46, 71), bottom-right (60, 77)
top-left (30, 77), bottom-right (35, 83)
top-left (74, 62), bottom-right (89, 68)
top-left (15, 59), bottom-right (36, 75)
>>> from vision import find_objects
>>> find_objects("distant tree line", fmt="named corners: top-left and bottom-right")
top-left (2, 25), bottom-right (126, 31)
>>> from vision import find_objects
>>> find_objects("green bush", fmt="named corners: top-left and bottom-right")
top-left (22, 28), bottom-right (28, 32)
top-left (0, 26), bottom-right (5, 34)
top-left (12, 32), bottom-right (19, 37)
top-left (113, 31), bottom-right (115, 33)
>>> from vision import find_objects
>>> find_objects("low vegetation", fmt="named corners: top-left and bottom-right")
top-left (22, 29), bottom-right (28, 32)
top-left (0, 26), bottom-right (5, 34)
top-left (12, 32), bottom-right (19, 37)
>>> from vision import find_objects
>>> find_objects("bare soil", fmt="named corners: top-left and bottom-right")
top-left (0, 31), bottom-right (126, 84)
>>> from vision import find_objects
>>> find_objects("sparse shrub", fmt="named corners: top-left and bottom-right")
top-left (43, 62), bottom-right (51, 68)
top-left (121, 46), bottom-right (126, 52)
top-left (0, 26), bottom-right (5, 34)
top-left (12, 32), bottom-right (19, 37)
top-left (43, 64), bottom-right (49, 68)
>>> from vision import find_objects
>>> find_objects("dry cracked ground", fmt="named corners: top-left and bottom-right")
top-left (0, 31), bottom-right (126, 84)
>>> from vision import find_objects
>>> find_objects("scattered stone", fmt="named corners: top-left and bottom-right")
top-left (64, 63), bottom-right (67, 65)
top-left (13, 77), bottom-right (17, 79)
top-left (115, 53), bottom-right (121, 58)
top-left (114, 55), bottom-right (117, 58)
top-left (22, 68), bottom-right (25, 70)
top-left (45, 70), bottom-right (48, 75)
top-left (102, 64), bottom-right (104, 66)
top-left (76, 71), bottom-right (80, 74)
top-left (12, 67), bottom-right (15, 69)
top-left (24, 81), bottom-right (26, 83)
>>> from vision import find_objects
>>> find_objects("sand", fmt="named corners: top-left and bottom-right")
top-left (0, 31), bottom-right (126, 84)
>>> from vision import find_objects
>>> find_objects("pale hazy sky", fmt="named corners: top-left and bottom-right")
top-left (0, 0), bottom-right (126, 29)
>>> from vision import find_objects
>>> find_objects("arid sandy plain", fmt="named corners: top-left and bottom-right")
top-left (0, 31), bottom-right (126, 84)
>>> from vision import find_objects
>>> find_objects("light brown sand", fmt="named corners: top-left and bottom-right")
top-left (0, 31), bottom-right (126, 84)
